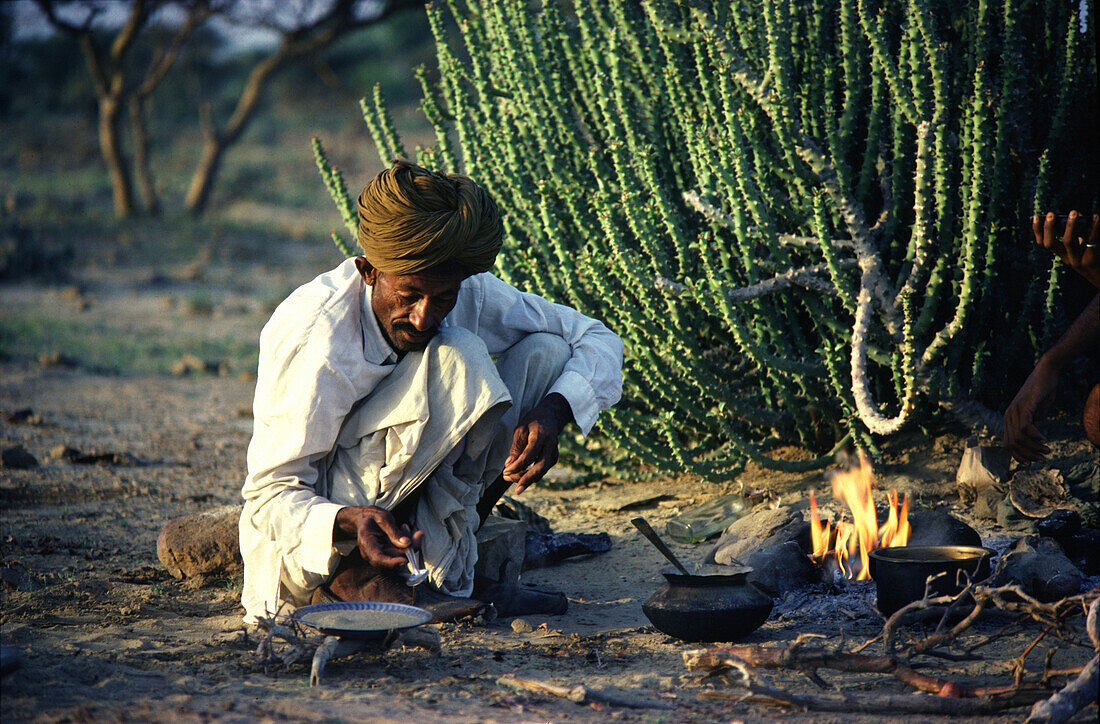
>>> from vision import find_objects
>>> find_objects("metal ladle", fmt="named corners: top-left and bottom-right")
top-left (404, 547), bottom-right (428, 586)
top-left (631, 516), bottom-right (692, 576)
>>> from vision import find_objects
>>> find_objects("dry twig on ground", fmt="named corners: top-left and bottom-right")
top-left (1026, 598), bottom-right (1100, 724)
top-left (497, 674), bottom-right (675, 710)
top-left (684, 587), bottom-right (1100, 717)
top-left (685, 645), bottom-right (1046, 714)
top-left (253, 609), bottom-right (324, 669)
top-left (861, 581), bottom-right (1098, 659)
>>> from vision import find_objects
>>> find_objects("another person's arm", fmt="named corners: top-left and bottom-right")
top-left (1004, 294), bottom-right (1099, 463)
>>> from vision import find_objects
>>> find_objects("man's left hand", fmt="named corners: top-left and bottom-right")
top-left (503, 393), bottom-right (573, 494)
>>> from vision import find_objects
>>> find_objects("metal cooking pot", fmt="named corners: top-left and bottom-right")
top-left (868, 545), bottom-right (994, 616)
top-left (642, 565), bottom-right (773, 642)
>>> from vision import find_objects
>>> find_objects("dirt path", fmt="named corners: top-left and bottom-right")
top-left (2, 265), bottom-right (1097, 723)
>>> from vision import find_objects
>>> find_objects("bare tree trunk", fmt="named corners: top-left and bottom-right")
top-left (185, 130), bottom-right (227, 216)
top-left (129, 97), bottom-right (159, 215)
top-left (40, 0), bottom-right (148, 220)
top-left (131, 2), bottom-right (211, 217)
top-left (183, 0), bottom-right (421, 217)
top-left (99, 96), bottom-right (135, 219)
top-left (183, 51), bottom-right (278, 217)
top-left (182, 38), bottom-right (304, 216)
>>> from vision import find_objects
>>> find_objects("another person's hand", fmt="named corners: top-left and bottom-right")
top-left (334, 505), bottom-right (423, 569)
top-left (1033, 211), bottom-right (1100, 288)
top-left (503, 393), bottom-right (574, 494)
top-left (1004, 358), bottom-right (1060, 463)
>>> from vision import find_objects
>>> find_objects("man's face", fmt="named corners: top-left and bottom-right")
top-left (357, 258), bottom-right (464, 354)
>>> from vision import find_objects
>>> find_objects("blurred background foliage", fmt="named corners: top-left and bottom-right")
top-left (0, 1), bottom-right (436, 374)
top-left (0, 1), bottom-right (436, 219)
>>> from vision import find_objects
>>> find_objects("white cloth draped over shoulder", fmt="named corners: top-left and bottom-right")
top-left (239, 258), bottom-right (623, 623)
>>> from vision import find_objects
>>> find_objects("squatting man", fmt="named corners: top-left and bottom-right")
top-left (238, 160), bottom-right (624, 623)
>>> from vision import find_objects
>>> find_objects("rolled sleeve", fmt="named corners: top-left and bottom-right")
top-left (548, 369), bottom-right (601, 436)
top-left (456, 273), bottom-right (624, 435)
top-left (299, 501), bottom-right (347, 576)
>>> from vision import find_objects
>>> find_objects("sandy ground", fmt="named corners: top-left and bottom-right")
top-left (2, 254), bottom-right (1098, 722)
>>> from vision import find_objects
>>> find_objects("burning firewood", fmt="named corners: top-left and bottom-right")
top-left (808, 453), bottom-right (910, 581)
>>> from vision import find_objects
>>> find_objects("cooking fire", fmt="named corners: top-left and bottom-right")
top-left (809, 453), bottom-right (911, 580)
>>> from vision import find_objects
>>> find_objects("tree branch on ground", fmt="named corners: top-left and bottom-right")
top-left (684, 586), bottom-right (1099, 716)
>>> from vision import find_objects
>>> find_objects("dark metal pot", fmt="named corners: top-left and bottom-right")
top-left (641, 566), bottom-right (773, 642)
top-left (868, 545), bottom-right (995, 616)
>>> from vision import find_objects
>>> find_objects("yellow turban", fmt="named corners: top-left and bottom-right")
top-left (356, 159), bottom-right (503, 275)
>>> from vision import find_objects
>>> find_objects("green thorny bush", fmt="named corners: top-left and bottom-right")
top-left (315, 0), bottom-right (1098, 481)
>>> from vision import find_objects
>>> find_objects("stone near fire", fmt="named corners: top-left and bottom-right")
top-left (1060, 529), bottom-right (1100, 575)
top-left (2, 408), bottom-right (39, 425)
top-left (1034, 510), bottom-right (1100, 575)
top-left (708, 507), bottom-right (807, 566)
top-left (157, 505), bottom-right (243, 584)
top-left (956, 437), bottom-right (1011, 505)
top-left (905, 509), bottom-right (982, 548)
top-left (1036, 509), bottom-right (1082, 540)
top-left (744, 541), bottom-right (819, 598)
top-left (995, 536), bottom-right (1083, 602)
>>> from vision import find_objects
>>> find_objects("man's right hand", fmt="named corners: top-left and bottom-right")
top-left (334, 506), bottom-right (424, 569)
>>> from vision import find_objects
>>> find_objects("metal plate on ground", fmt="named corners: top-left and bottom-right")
top-left (291, 601), bottom-right (432, 640)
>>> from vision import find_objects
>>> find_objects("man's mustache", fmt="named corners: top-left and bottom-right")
top-left (393, 323), bottom-right (437, 338)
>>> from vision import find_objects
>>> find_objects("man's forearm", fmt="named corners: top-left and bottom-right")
top-left (540, 392), bottom-right (575, 430)
top-left (1042, 294), bottom-right (1099, 370)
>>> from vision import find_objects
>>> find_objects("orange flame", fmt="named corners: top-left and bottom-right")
top-left (809, 490), bottom-right (831, 558)
top-left (808, 453), bottom-right (910, 580)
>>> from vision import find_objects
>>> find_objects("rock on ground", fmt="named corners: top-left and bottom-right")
top-left (1035, 509), bottom-right (1100, 575)
top-left (906, 509), bottom-right (983, 548)
top-left (708, 507), bottom-right (807, 565)
top-left (1, 445), bottom-right (38, 469)
top-left (157, 505), bottom-right (243, 583)
top-left (744, 541), bottom-right (819, 598)
top-left (994, 535), bottom-right (1083, 602)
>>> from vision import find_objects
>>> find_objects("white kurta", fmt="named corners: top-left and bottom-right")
top-left (239, 258), bottom-right (623, 623)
